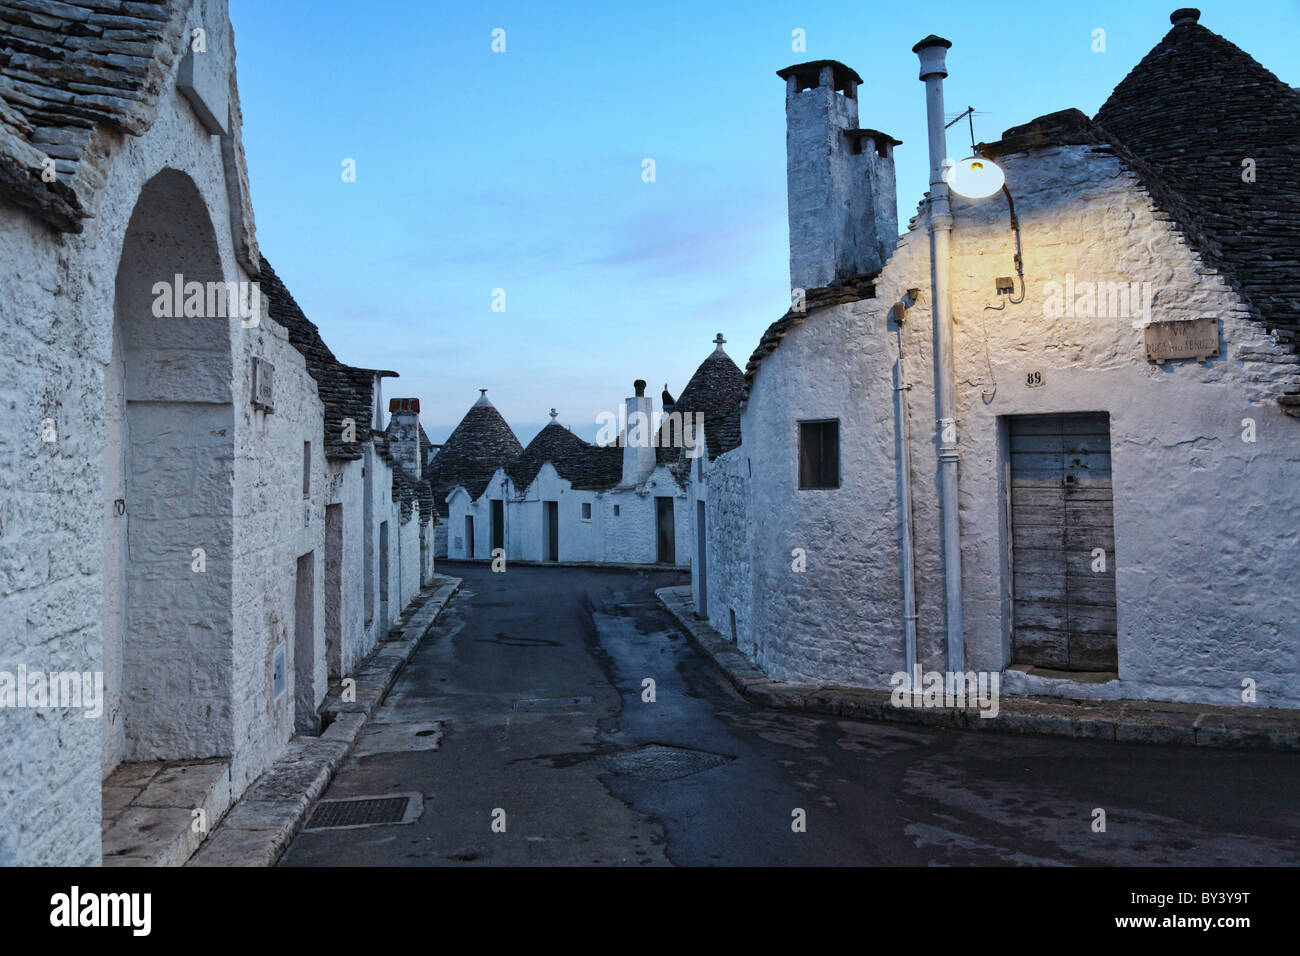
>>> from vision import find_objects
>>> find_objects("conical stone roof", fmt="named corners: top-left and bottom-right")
top-left (428, 391), bottom-right (522, 514)
top-left (1093, 8), bottom-right (1300, 384)
top-left (507, 422), bottom-right (622, 492)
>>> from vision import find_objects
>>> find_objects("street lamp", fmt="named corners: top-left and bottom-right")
top-left (911, 36), bottom-right (1023, 677)
top-left (945, 155), bottom-right (1005, 199)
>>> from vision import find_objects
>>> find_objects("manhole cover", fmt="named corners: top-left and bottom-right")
top-left (596, 745), bottom-right (734, 782)
top-left (514, 696), bottom-right (593, 712)
top-left (304, 792), bottom-right (423, 831)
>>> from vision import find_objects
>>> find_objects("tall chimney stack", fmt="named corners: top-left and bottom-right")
top-left (387, 397), bottom-right (423, 479)
top-left (620, 379), bottom-right (656, 488)
top-left (778, 60), bottom-right (900, 292)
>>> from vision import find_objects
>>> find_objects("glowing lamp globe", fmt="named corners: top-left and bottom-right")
top-left (944, 156), bottom-right (1005, 199)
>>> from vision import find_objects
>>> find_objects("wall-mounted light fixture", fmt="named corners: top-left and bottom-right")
top-left (945, 155), bottom-right (1005, 198)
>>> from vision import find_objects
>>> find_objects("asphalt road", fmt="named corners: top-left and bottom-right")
top-left (280, 563), bottom-right (1300, 866)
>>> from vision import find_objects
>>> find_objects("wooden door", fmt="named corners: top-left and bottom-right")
top-left (1009, 413), bottom-right (1117, 671)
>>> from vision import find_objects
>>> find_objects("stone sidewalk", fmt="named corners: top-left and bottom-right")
top-left (656, 585), bottom-right (1300, 752)
top-left (187, 574), bottom-right (462, 866)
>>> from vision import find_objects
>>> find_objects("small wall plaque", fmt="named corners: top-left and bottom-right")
top-left (1025, 370), bottom-right (1045, 388)
top-left (1144, 317), bottom-right (1219, 364)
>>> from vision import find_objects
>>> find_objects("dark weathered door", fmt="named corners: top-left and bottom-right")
top-left (1009, 413), bottom-right (1117, 671)
top-left (696, 500), bottom-right (707, 616)
top-left (544, 501), bottom-right (558, 562)
top-left (464, 515), bottom-right (474, 559)
top-left (491, 499), bottom-right (504, 552)
top-left (656, 497), bottom-right (675, 565)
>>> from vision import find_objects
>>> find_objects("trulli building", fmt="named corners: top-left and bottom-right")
top-left (698, 9), bottom-right (1300, 708)
top-left (0, 0), bottom-right (436, 865)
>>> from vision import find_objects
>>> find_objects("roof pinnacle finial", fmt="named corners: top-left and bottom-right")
top-left (713, 332), bottom-right (727, 353)
top-left (1170, 7), bottom-right (1200, 24)
top-left (549, 408), bottom-right (558, 423)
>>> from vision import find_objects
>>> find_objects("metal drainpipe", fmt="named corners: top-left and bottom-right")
top-left (914, 35), bottom-right (965, 674)
top-left (893, 309), bottom-right (919, 680)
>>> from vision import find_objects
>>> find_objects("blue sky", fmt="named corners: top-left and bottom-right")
top-left (228, 0), bottom-right (1298, 445)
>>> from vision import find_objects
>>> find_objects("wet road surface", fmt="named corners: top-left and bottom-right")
top-left (280, 563), bottom-right (1300, 866)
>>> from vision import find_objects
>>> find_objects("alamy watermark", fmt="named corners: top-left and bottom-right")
top-left (890, 667), bottom-right (1000, 718)
top-left (151, 273), bottom-right (261, 327)
top-left (595, 407), bottom-right (706, 459)
top-left (1042, 273), bottom-right (1153, 328)
top-left (0, 666), bottom-right (104, 718)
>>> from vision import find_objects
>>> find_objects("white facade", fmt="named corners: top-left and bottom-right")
top-left (704, 85), bottom-right (1300, 709)
top-left (0, 0), bottom-right (435, 864)
top-left (447, 463), bottom-right (691, 567)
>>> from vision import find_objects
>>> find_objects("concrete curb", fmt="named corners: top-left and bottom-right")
top-left (188, 575), bottom-right (463, 866)
top-left (655, 585), bottom-right (1300, 752)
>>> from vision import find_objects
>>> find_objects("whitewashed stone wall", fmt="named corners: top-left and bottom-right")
top-left (716, 142), bottom-right (1300, 707)
top-left (0, 0), bottom-right (320, 863)
top-left (447, 465), bottom-right (690, 567)
top-left (325, 459), bottom-right (365, 678)
top-left (397, 508), bottom-right (420, 610)
top-left (701, 448), bottom-right (754, 651)
top-left (231, 294), bottom-right (327, 780)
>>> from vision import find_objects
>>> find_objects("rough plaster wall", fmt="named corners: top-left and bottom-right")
top-left (703, 448), bottom-right (754, 652)
top-left (739, 293), bottom-right (908, 686)
top-left (723, 142), bottom-right (1299, 706)
top-left (229, 281), bottom-right (326, 793)
top-left (433, 520), bottom-right (447, 559)
top-left (367, 454), bottom-right (394, 638)
top-left (398, 509), bottom-right (419, 609)
top-left (100, 323), bottom-right (127, 775)
top-left (602, 468), bottom-right (689, 566)
top-left (527, 466), bottom-right (598, 563)
top-left (446, 487), bottom-right (476, 560)
top-left (328, 460), bottom-right (366, 677)
top-left (0, 0), bottom-right (285, 864)
top-left (509, 486), bottom-right (544, 562)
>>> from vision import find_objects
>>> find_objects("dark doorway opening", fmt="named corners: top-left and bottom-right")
top-left (696, 500), bottom-right (707, 617)
top-left (656, 497), bottom-right (676, 565)
top-left (543, 501), bottom-right (559, 562)
top-left (491, 499), bottom-right (504, 552)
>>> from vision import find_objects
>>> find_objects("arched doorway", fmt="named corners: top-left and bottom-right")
top-left (102, 168), bottom-right (235, 775)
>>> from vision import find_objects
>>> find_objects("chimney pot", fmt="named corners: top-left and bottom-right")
top-left (634, 379), bottom-right (646, 397)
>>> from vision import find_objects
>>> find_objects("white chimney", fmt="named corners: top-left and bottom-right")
top-left (387, 397), bottom-right (422, 479)
top-left (778, 59), bottom-right (900, 291)
top-left (620, 379), bottom-right (656, 487)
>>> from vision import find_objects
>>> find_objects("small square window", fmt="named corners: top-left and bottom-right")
top-left (798, 420), bottom-right (839, 489)
top-left (581, 502), bottom-right (592, 520)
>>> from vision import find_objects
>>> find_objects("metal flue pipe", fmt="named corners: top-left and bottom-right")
top-left (913, 34), bottom-right (965, 673)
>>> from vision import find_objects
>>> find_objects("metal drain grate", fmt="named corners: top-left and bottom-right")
top-left (514, 696), bottom-right (592, 712)
top-left (597, 745), bottom-right (734, 782)
top-left (304, 793), bottom-right (421, 831)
